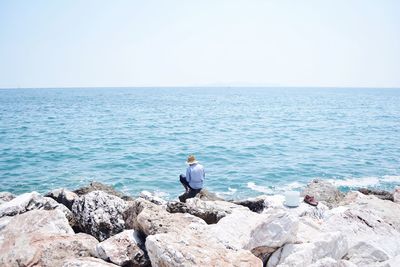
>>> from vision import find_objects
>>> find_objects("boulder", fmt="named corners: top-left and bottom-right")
top-left (321, 196), bottom-right (400, 257)
top-left (309, 258), bottom-right (357, 267)
top-left (267, 232), bottom-right (348, 267)
top-left (196, 188), bottom-right (224, 201)
top-left (0, 209), bottom-right (99, 267)
top-left (210, 209), bottom-right (298, 254)
top-left (233, 197), bottom-right (266, 213)
top-left (358, 188), bottom-right (394, 201)
top-left (301, 179), bottom-right (344, 208)
top-left (394, 187), bottom-right (400, 204)
top-left (136, 202), bottom-right (207, 236)
top-left (0, 191), bottom-right (75, 226)
top-left (145, 230), bottom-right (262, 267)
top-left (63, 257), bottom-right (119, 267)
top-left (124, 198), bottom-right (164, 230)
top-left (139, 190), bottom-right (166, 205)
top-left (345, 241), bottom-right (390, 266)
top-left (0, 192), bottom-right (15, 204)
top-left (74, 181), bottom-right (133, 200)
top-left (45, 188), bottom-right (79, 210)
top-left (377, 255), bottom-right (400, 267)
top-left (167, 198), bottom-right (248, 224)
top-left (72, 190), bottom-right (128, 241)
top-left (96, 230), bottom-right (150, 267)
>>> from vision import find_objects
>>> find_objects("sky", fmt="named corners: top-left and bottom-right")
top-left (0, 0), bottom-right (399, 88)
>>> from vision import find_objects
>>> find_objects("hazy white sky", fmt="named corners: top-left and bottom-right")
top-left (0, 0), bottom-right (399, 88)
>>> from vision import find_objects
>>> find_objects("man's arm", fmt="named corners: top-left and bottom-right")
top-left (186, 167), bottom-right (191, 183)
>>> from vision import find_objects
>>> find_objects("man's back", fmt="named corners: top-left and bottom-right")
top-left (186, 163), bottom-right (205, 189)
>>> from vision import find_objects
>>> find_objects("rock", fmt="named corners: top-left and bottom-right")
top-left (72, 190), bottom-right (128, 241)
top-left (377, 255), bottom-right (400, 267)
top-left (267, 232), bottom-right (348, 267)
top-left (345, 241), bottom-right (390, 266)
top-left (0, 209), bottom-right (99, 267)
top-left (301, 179), bottom-right (344, 208)
top-left (136, 201), bottom-right (207, 236)
top-left (0, 191), bottom-right (76, 226)
top-left (309, 258), bottom-right (357, 267)
top-left (45, 188), bottom-right (79, 210)
top-left (322, 196), bottom-right (400, 257)
top-left (145, 230), bottom-right (262, 267)
top-left (96, 230), bottom-right (150, 267)
top-left (394, 187), bottom-right (400, 204)
top-left (210, 209), bottom-right (298, 254)
top-left (139, 190), bottom-right (167, 205)
top-left (0, 192), bottom-right (15, 204)
top-left (74, 181), bottom-right (133, 200)
top-left (167, 198), bottom-right (248, 224)
top-left (233, 197), bottom-right (266, 213)
top-left (196, 188), bottom-right (224, 201)
top-left (124, 198), bottom-right (164, 230)
top-left (358, 188), bottom-right (394, 201)
top-left (63, 257), bottom-right (119, 267)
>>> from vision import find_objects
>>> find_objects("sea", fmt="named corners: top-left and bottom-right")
top-left (0, 87), bottom-right (399, 200)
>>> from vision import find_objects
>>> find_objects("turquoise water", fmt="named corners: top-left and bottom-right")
top-left (0, 87), bottom-right (399, 199)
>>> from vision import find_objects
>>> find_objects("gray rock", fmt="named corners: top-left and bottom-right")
top-left (63, 257), bottom-right (119, 267)
top-left (74, 181), bottom-right (133, 200)
top-left (233, 197), bottom-right (266, 213)
top-left (167, 198), bottom-right (247, 224)
top-left (301, 179), bottom-right (345, 208)
top-left (72, 190), bottom-right (128, 241)
top-left (196, 188), bottom-right (224, 201)
top-left (358, 188), bottom-right (394, 201)
top-left (124, 198), bottom-right (162, 230)
top-left (0, 192), bottom-right (15, 205)
top-left (394, 187), bottom-right (400, 204)
top-left (96, 230), bottom-right (150, 267)
top-left (139, 190), bottom-right (167, 205)
top-left (45, 188), bottom-right (79, 210)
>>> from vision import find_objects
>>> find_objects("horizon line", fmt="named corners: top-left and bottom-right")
top-left (1, 85), bottom-right (400, 90)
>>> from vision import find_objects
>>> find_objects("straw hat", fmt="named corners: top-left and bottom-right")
top-left (186, 155), bottom-right (198, 165)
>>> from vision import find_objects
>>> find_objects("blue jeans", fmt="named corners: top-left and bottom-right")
top-left (179, 174), bottom-right (201, 202)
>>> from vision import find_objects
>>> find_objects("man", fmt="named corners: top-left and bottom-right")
top-left (179, 155), bottom-right (205, 202)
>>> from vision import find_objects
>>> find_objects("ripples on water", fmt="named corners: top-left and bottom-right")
top-left (0, 87), bottom-right (399, 199)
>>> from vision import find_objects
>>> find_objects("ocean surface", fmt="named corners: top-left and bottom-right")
top-left (1, 87), bottom-right (399, 200)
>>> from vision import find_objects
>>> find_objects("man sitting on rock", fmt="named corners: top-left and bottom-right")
top-left (179, 155), bottom-right (205, 202)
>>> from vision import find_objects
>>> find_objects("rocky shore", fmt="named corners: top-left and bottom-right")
top-left (1, 180), bottom-right (399, 267)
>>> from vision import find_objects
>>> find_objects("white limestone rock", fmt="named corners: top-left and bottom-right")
top-left (0, 192), bottom-right (15, 205)
top-left (322, 193), bottom-right (400, 257)
top-left (145, 230), bottom-right (263, 267)
top-left (62, 257), bottom-right (119, 267)
top-left (72, 190), bottom-right (128, 241)
top-left (0, 191), bottom-right (73, 224)
top-left (210, 209), bottom-right (298, 254)
top-left (96, 230), bottom-right (149, 266)
top-left (345, 241), bottom-right (390, 266)
top-left (301, 179), bottom-right (344, 208)
top-left (309, 258), bottom-right (357, 267)
top-left (267, 232), bottom-right (348, 267)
